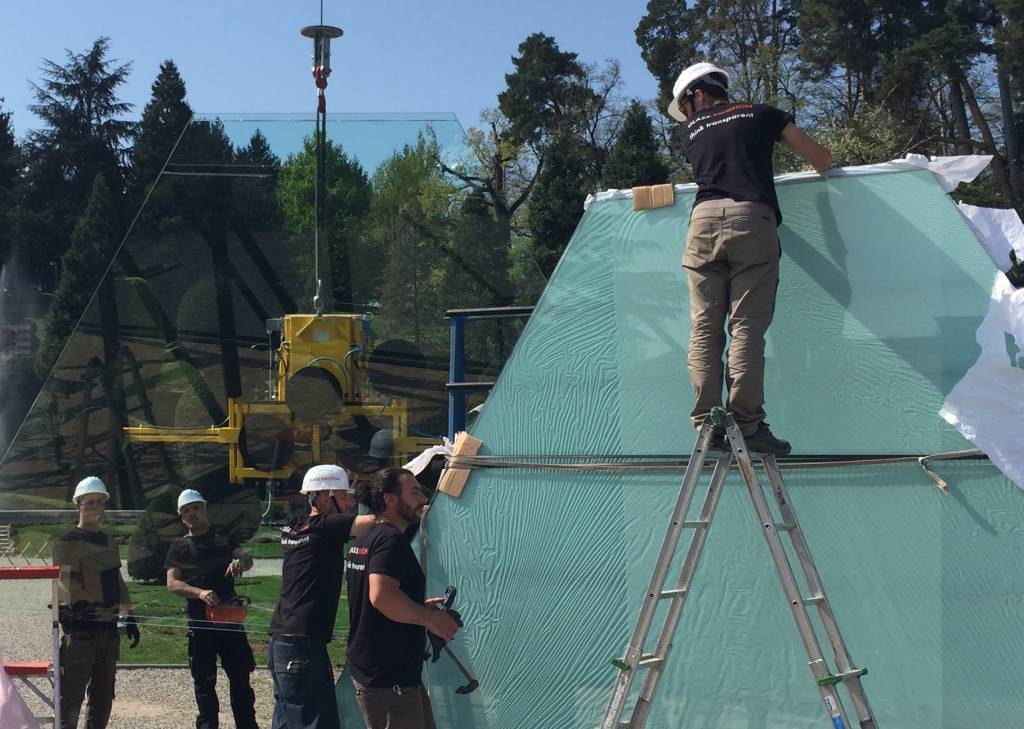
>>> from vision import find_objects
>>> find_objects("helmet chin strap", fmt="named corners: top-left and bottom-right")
top-left (329, 492), bottom-right (342, 513)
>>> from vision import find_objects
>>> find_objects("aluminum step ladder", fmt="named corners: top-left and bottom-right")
top-left (601, 407), bottom-right (876, 729)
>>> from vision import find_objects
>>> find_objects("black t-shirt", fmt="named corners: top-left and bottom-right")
top-left (164, 531), bottom-right (238, 624)
top-left (682, 102), bottom-right (795, 224)
top-left (346, 522), bottom-right (427, 688)
top-left (269, 513), bottom-right (354, 642)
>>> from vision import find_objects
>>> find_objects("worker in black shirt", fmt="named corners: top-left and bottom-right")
top-left (345, 468), bottom-right (460, 729)
top-left (53, 476), bottom-right (138, 729)
top-left (268, 464), bottom-right (376, 729)
top-left (165, 489), bottom-right (258, 729)
top-left (668, 61), bottom-right (833, 455)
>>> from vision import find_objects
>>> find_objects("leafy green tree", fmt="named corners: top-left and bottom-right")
top-left (636, 0), bottom-right (800, 110)
top-left (37, 173), bottom-right (120, 376)
top-left (496, 33), bottom-right (625, 279)
top-left (797, 0), bottom-right (926, 117)
top-left (441, 190), bottom-right (516, 368)
top-left (636, 0), bottom-right (702, 108)
top-left (277, 137), bottom-right (372, 310)
top-left (498, 33), bottom-right (597, 147)
top-left (12, 38), bottom-right (133, 286)
top-left (370, 137), bottom-right (453, 348)
top-left (601, 100), bottom-right (671, 189)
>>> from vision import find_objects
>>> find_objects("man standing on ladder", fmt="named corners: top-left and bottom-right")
top-left (669, 62), bottom-right (833, 455)
top-left (53, 476), bottom-right (140, 729)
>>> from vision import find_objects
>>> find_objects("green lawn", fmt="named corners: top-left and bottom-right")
top-left (125, 576), bottom-right (349, 666)
top-left (11, 523), bottom-right (285, 560)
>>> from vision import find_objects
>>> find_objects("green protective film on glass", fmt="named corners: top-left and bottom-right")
top-left (421, 169), bottom-right (1024, 728)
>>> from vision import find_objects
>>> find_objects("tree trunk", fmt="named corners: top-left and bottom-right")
top-left (206, 224), bottom-right (243, 400)
top-left (962, 75), bottom-right (1020, 208)
top-left (948, 76), bottom-right (974, 155)
top-left (997, 67), bottom-right (1024, 203)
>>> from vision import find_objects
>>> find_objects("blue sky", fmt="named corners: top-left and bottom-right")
top-left (1, 0), bottom-right (661, 136)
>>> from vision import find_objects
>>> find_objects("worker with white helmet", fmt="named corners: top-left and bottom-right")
top-left (165, 488), bottom-right (258, 729)
top-left (268, 464), bottom-right (377, 729)
top-left (669, 61), bottom-right (833, 455)
top-left (52, 476), bottom-right (138, 729)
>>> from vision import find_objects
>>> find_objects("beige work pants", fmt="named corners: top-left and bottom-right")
top-left (683, 199), bottom-right (780, 435)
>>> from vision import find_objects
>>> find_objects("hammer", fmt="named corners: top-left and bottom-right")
top-left (443, 645), bottom-right (480, 694)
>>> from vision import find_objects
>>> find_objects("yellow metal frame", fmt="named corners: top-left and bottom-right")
top-left (124, 313), bottom-right (442, 485)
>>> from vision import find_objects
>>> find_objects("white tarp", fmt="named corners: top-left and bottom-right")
top-left (957, 202), bottom-right (1024, 274)
top-left (584, 154), bottom-right (991, 210)
top-left (0, 649), bottom-right (41, 729)
top-left (941, 273), bottom-right (1024, 489)
top-left (904, 153), bottom-right (992, 192)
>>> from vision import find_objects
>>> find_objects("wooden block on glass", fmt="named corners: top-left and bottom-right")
top-left (436, 431), bottom-right (483, 498)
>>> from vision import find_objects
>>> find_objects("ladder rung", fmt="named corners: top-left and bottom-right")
top-left (801, 595), bottom-right (825, 606)
top-left (637, 654), bottom-right (664, 668)
top-left (774, 522), bottom-right (796, 531)
top-left (660, 588), bottom-right (687, 599)
top-left (817, 667), bottom-right (868, 686)
top-left (682, 520), bottom-right (709, 529)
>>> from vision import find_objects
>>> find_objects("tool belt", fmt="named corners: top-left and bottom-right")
top-left (59, 602), bottom-right (118, 632)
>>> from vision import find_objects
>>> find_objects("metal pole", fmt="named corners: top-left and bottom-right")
top-left (449, 315), bottom-right (466, 440)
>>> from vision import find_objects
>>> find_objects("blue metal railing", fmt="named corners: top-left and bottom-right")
top-left (446, 306), bottom-right (534, 439)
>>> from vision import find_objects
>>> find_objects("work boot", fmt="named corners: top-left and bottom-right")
top-left (743, 423), bottom-right (791, 456)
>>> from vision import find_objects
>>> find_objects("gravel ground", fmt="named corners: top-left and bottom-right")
top-left (17, 666), bottom-right (278, 729)
top-left (1, 561), bottom-right (285, 729)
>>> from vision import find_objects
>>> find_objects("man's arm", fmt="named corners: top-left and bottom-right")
top-left (166, 567), bottom-right (219, 606)
top-left (781, 123), bottom-right (833, 173)
top-left (368, 573), bottom-right (459, 642)
top-left (350, 514), bottom-right (376, 540)
top-left (117, 572), bottom-right (132, 615)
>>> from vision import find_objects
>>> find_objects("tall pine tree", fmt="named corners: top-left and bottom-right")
top-left (12, 38), bottom-right (132, 287)
top-left (132, 60), bottom-right (191, 202)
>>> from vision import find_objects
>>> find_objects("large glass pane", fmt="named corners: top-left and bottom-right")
top-left (0, 112), bottom-right (544, 612)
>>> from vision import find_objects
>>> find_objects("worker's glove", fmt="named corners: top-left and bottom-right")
top-left (120, 616), bottom-right (141, 649)
top-left (427, 609), bottom-right (463, 663)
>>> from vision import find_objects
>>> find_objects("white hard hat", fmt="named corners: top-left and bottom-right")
top-left (72, 476), bottom-right (109, 504)
top-left (177, 489), bottom-right (207, 513)
top-left (300, 464), bottom-right (350, 494)
top-left (667, 62), bottom-right (730, 122)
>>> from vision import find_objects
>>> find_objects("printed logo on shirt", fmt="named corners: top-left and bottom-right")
top-left (687, 103), bottom-right (755, 142)
top-left (281, 528), bottom-right (311, 548)
top-left (348, 546), bottom-right (369, 556)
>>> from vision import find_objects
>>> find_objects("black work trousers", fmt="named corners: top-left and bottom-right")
top-left (187, 626), bottom-right (258, 729)
top-left (60, 627), bottom-right (119, 729)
